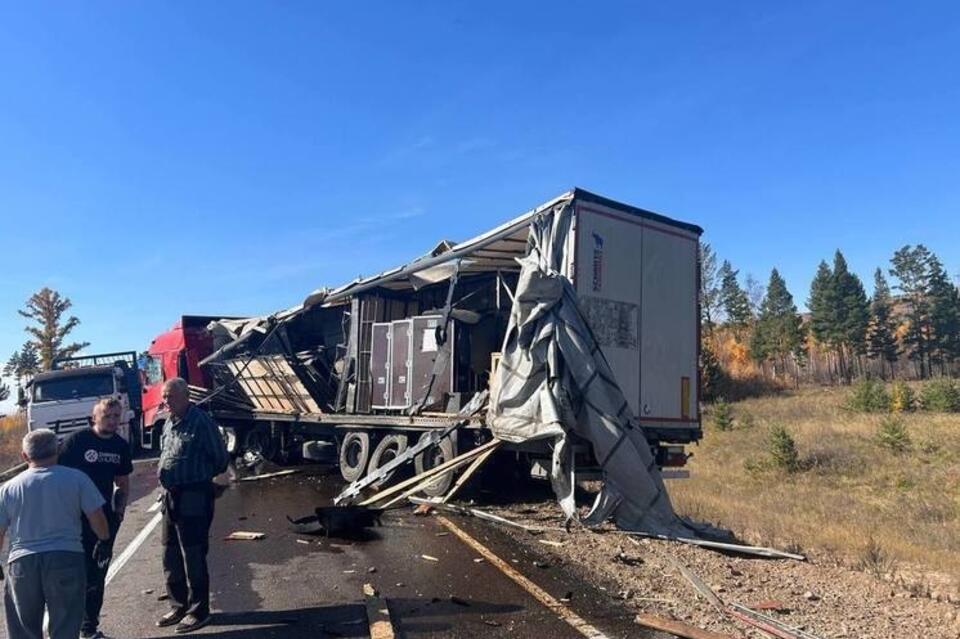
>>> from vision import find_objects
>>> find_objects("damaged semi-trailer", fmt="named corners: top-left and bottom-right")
top-left (200, 188), bottom-right (703, 496)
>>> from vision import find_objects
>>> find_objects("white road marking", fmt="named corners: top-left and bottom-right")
top-left (148, 497), bottom-right (162, 512)
top-left (437, 516), bottom-right (611, 639)
top-left (105, 511), bottom-right (162, 585)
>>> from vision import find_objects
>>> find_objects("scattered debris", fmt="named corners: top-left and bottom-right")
top-left (141, 589), bottom-right (154, 595)
top-left (409, 497), bottom-right (557, 533)
top-left (620, 531), bottom-right (806, 561)
top-left (481, 619), bottom-right (502, 627)
top-left (538, 539), bottom-right (565, 548)
top-left (288, 505), bottom-right (385, 537)
top-left (237, 469), bottom-right (299, 482)
top-left (368, 567), bottom-right (377, 573)
top-left (363, 583), bottom-right (395, 639)
top-left (533, 561), bottom-right (550, 569)
top-left (421, 554), bottom-right (439, 562)
top-left (803, 590), bottom-right (820, 601)
top-left (449, 595), bottom-right (471, 607)
top-left (224, 531), bottom-right (266, 541)
top-left (560, 591), bottom-right (573, 602)
top-left (634, 613), bottom-right (736, 639)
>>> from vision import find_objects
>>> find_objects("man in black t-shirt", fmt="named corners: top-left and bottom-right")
top-left (60, 397), bottom-right (134, 639)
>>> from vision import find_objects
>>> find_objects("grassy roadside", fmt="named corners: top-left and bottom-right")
top-left (669, 386), bottom-right (960, 597)
top-left (0, 414), bottom-right (26, 471)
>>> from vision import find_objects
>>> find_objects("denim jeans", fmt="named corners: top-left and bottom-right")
top-left (3, 551), bottom-right (86, 639)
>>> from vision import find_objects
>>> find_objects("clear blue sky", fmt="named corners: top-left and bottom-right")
top-left (2, 2), bottom-right (959, 407)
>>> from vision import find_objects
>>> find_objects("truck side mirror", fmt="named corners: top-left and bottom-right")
top-left (16, 387), bottom-right (26, 407)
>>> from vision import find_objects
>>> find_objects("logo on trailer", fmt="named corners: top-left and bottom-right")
top-left (591, 232), bottom-right (604, 292)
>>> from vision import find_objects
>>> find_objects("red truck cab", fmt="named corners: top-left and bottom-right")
top-left (140, 316), bottom-right (224, 450)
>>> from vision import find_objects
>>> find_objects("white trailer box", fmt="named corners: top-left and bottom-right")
top-left (569, 195), bottom-right (700, 438)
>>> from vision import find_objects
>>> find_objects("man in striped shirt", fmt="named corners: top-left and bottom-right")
top-left (156, 377), bottom-right (229, 634)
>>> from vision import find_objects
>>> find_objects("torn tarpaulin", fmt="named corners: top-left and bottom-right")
top-left (486, 201), bottom-right (690, 536)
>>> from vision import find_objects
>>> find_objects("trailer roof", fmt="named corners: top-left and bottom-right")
top-left (308, 188), bottom-right (701, 307)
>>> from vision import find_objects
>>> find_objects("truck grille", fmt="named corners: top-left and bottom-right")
top-left (47, 417), bottom-right (92, 434)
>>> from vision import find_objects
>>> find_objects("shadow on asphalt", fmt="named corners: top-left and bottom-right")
top-left (137, 604), bottom-right (370, 638)
top-left (391, 596), bottom-right (525, 638)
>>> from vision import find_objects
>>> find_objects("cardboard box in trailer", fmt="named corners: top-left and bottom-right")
top-left (200, 188), bottom-right (702, 494)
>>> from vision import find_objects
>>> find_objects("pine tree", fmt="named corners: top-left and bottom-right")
top-left (18, 287), bottom-right (89, 371)
top-left (18, 342), bottom-right (40, 380)
top-left (751, 269), bottom-right (805, 383)
top-left (928, 256), bottom-right (960, 375)
top-left (808, 260), bottom-right (836, 354)
top-left (3, 350), bottom-right (19, 380)
top-left (699, 242), bottom-right (722, 335)
top-left (866, 269), bottom-right (899, 379)
top-left (718, 260), bottom-right (753, 338)
top-left (890, 245), bottom-right (933, 379)
top-left (832, 251), bottom-right (870, 380)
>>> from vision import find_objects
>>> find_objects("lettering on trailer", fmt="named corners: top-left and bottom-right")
top-left (591, 232), bottom-right (604, 292)
top-left (579, 296), bottom-right (639, 350)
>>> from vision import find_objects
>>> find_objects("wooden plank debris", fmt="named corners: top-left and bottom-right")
top-left (439, 442), bottom-right (501, 503)
top-left (335, 420), bottom-right (468, 505)
top-left (238, 469), bottom-right (299, 482)
top-left (224, 531), bottom-right (266, 541)
top-left (363, 583), bottom-right (396, 639)
top-left (360, 439), bottom-right (500, 507)
top-left (633, 613), bottom-right (736, 639)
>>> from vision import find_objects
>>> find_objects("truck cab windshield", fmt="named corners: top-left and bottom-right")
top-left (32, 374), bottom-right (115, 402)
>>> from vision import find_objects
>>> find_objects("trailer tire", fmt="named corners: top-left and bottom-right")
top-left (414, 432), bottom-right (457, 497)
top-left (339, 431), bottom-right (371, 483)
top-left (367, 434), bottom-right (408, 488)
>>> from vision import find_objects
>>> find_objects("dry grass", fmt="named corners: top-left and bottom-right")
top-left (0, 413), bottom-right (26, 470)
top-left (670, 386), bottom-right (960, 590)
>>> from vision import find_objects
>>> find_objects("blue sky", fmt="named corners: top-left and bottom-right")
top-left (1, 2), bottom-right (959, 407)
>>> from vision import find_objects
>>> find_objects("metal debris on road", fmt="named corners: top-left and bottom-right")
top-left (538, 539), bottom-right (565, 548)
top-left (421, 554), bottom-right (439, 562)
top-left (409, 497), bottom-right (560, 533)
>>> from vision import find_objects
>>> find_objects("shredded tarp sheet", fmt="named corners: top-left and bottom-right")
top-left (487, 201), bottom-right (690, 536)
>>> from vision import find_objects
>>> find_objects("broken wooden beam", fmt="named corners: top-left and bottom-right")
top-left (633, 613), bottom-right (736, 639)
top-left (335, 420), bottom-right (468, 505)
top-left (359, 439), bottom-right (500, 507)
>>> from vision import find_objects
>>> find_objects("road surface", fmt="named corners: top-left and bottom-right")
top-left (2, 460), bottom-right (663, 638)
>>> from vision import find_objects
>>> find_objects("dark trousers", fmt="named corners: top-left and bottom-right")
top-left (3, 551), bottom-right (86, 639)
top-left (161, 482), bottom-right (215, 619)
top-left (80, 513), bottom-right (119, 634)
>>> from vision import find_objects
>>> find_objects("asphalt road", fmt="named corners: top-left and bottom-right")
top-left (2, 460), bottom-right (661, 639)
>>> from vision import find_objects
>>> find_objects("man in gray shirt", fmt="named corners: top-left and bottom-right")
top-left (0, 429), bottom-right (110, 639)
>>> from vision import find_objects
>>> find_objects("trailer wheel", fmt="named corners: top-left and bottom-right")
top-left (367, 434), bottom-right (408, 488)
top-left (242, 425), bottom-right (279, 462)
top-left (414, 432), bottom-right (457, 497)
top-left (339, 431), bottom-right (371, 483)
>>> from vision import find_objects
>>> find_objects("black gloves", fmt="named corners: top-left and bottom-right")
top-left (92, 540), bottom-right (112, 570)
